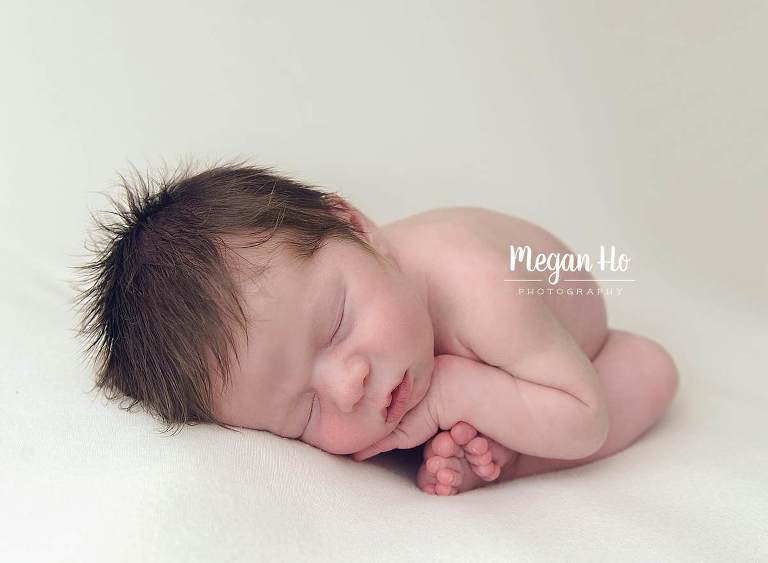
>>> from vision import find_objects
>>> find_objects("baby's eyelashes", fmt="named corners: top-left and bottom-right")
top-left (329, 296), bottom-right (346, 344)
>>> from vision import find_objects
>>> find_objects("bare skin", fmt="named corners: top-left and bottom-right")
top-left (415, 329), bottom-right (679, 495)
top-left (366, 207), bottom-right (680, 494)
top-left (212, 203), bottom-right (679, 495)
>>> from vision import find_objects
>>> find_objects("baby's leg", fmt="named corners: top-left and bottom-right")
top-left (502, 329), bottom-right (679, 480)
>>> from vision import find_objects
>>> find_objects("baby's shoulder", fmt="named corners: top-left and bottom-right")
top-left (384, 207), bottom-right (500, 272)
top-left (392, 206), bottom-right (539, 273)
top-left (399, 205), bottom-right (575, 271)
top-left (386, 207), bottom-right (546, 355)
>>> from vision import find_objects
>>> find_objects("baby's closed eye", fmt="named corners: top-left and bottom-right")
top-left (328, 290), bottom-right (347, 344)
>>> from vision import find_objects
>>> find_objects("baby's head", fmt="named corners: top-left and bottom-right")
top-left (74, 160), bottom-right (435, 455)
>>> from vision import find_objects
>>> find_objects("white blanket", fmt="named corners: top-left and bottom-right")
top-left (1, 1), bottom-right (766, 561)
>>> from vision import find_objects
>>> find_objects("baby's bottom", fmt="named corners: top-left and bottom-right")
top-left (502, 329), bottom-right (679, 480)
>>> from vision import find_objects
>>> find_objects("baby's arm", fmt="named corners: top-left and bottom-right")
top-left (353, 296), bottom-right (609, 462)
top-left (433, 348), bottom-right (608, 459)
top-left (446, 294), bottom-right (610, 459)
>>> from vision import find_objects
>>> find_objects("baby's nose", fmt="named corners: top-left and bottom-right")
top-left (330, 355), bottom-right (370, 413)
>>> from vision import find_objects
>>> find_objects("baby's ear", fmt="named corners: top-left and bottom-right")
top-left (325, 193), bottom-right (378, 238)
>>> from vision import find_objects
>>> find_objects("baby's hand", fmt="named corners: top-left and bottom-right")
top-left (351, 385), bottom-right (440, 461)
top-left (352, 356), bottom-right (458, 461)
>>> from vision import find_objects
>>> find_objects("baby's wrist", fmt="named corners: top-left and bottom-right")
top-left (430, 354), bottom-right (476, 431)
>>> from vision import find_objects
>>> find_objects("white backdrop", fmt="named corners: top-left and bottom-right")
top-left (1, 1), bottom-right (766, 562)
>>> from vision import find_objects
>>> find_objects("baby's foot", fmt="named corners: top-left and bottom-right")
top-left (416, 422), bottom-right (519, 495)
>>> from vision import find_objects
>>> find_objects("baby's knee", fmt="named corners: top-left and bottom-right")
top-left (624, 332), bottom-right (680, 404)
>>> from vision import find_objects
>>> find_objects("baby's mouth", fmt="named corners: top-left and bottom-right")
top-left (383, 370), bottom-right (412, 423)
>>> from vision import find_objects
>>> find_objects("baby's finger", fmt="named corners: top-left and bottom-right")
top-left (352, 441), bottom-right (392, 461)
top-left (351, 448), bottom-right (376, 461)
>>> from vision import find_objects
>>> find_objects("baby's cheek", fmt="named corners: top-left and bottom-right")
top-left (379, 303), bottom-right (423, 347)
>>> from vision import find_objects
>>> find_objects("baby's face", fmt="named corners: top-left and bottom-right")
top-left (211, 236), bottom-right (435, 455)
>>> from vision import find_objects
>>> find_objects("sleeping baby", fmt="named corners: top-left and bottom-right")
top-left (74, 160), bottom-right (679, 495)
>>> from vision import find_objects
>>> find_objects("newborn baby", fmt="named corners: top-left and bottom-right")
top-left (75, 161), bottom-right (679, 496)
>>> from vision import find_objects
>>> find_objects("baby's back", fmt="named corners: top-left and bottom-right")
top-left (380, 207), bottom-right (608, 361)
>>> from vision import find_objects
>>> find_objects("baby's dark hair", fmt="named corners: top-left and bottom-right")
top-left (72, 158), bottom-right (375, 432)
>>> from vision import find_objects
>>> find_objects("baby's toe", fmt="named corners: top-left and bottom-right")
top-left (436, 467), bottom-right (462, 488)
top-left (473, 462), bottom-right (502, 481)
top-left (426, 456), bottom-right (465, 495)
top-left (429, 431), bottom-right (464, 459)
top-left (449, 421), bottom-right (478, 446)
top-left (434, 483), bottom-right (458, 496)
top-left (416, 462), bottom-right (437, 494)
top-left (465, 436), bottom-right (490, 456)
top-left (426, 455), bottom-right (463, 476)
top-left (465, 449), bottom-right (493, 466)
top-left (463, 437), bottom-right (503, 482)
